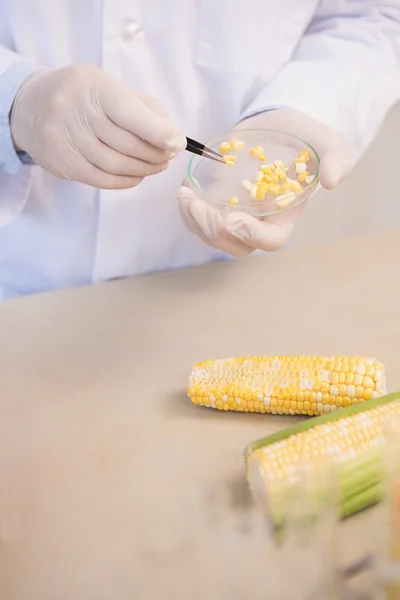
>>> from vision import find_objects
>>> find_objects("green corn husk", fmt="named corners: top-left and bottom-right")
top-left (245, 393), bottom-right (400, 532)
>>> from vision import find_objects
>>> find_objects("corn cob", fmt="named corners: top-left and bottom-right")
top-left (188, 355), bottom-right (386, 416)
top-left (245, 393), bottom-right (400, 530)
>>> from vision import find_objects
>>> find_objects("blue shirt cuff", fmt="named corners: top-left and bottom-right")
top-left (0, 61), bottom-right (39, 175)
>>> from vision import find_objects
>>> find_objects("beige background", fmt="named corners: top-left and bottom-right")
top-left (291, 103), bottom-right (400, 247)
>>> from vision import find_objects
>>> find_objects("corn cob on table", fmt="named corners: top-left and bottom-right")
top-left (245, 393), bottom-right (400, 531)
top-left (189, 355), bottom-right (386, 416)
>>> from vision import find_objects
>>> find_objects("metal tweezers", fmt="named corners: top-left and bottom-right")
top-left (186, 137), bottom-right (225, 164)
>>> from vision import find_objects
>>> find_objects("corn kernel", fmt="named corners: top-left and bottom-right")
top-left (354, 374), bottom-right (363, 386)
top-left (250, 146), bottom-right (263, 158)
top-left (250, 184), bottom-right (258, 199)
top-left (264, 173), bottom-right (274, 183)
top-left (273, 160), bottom-right (285, 168)
top-left (229, 196), bottom-right (240, 205)
top-left (355, 386), bottom-right (364, 399)
top-left (289, 180), bottom-right (302, 193)
top-left (295, 149), bottom-right (310, 163)
top-left (223, 155), bottom-right (237, 166)
top-left (230, 139), bottom-right (245, 151)
top-left (258, 154), bottom-right (267, 161)
top-left (261, 165), bottom-right (273, 174)
top-left (298, 171), bottom-right (309, 183)
top-left (268, 183), bottom-right (280, 195)
top-left (276, 193), bottom-right (295, 209)
top-left (295, 162), bottom-right (307, 174)
top-left (275, 167), bottom-right (287, 180)
top-left (256, 184), bottom-right (268, 200)
top-left (242, 179), bottom-right (252, 191)
top-left (256, 170), bottom-right (264, 183)
top-left (219, 141), bottom-right (231, 153)
top-left (279, 182), bottom-right (294, 194)
top-left (305, 175), bottom-right (314, 185)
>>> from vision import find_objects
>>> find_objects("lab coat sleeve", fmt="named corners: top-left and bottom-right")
top-left (239, 1), bottom-right (400, 163)
top-left (0, 49), bottom-right (39, 226)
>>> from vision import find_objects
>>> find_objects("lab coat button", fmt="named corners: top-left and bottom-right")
top-left (121, 20), bottom-right (142, 45)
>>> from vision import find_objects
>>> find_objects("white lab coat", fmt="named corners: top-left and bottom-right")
top-left (0, 0), bottom-right (399, 298)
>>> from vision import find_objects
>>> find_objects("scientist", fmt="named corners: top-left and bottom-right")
top-left (0, 0), bottom-right (399, 298)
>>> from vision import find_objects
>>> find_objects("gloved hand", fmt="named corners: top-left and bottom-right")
top-left (177, 109), bottom-right (351, 257)
top-left (11, 64), bottom-right (186, 189)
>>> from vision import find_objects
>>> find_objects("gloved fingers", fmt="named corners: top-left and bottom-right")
top-left (99, 81), bottom-right (186, 152)
top-left (177, 185), bottom-right (210, 239)
top-left (136, 91), bottom-right (171, 118)
top-left (72, 130), bottom-right (169, 178)
top-left (89, 110), bottom-right (175, 165)
top-left (319, 148), bottom-right (352, 190)
top-left (177, 186), bottom-right (253, 258)
top-left (225, 202), bottom-right (305, 252)
top-left (52, 150), bottom-right (143, 189)
top-left (234, 108), bottom-right (352, 190)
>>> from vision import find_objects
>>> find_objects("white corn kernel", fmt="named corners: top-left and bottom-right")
top-left (295, 162), bottom-right (307, 174)
top-left (250, 184), bottom-right (258, 199)
top-left (230, 139), bottom-right (245, 151)
top-left (276, 192), bottom-right (295, 209)
top-left (242, 179), bottom-right (252, 191)
top-left (357, 363), bottom-right (366, 376)
top-left (347, 385), bottom-right (356, 399)
top-left (255, 170), bottom-right (264, 183)
top-left (305, 175), bottom-right (314, 185)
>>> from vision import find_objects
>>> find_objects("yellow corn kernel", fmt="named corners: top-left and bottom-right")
top-left (263, 173), bottom-right (274, 183)
top-left (219, 141), bottom-right (231, 153)
top-left (289, 180), bottom-right (303, 193)
top-left (230, 139), bottom-right (245, 151)
top-left (268, 183), bottom-right (281, 195)
top-left (278, 182), bottom-right (294, 194)
top-left (275, 167), bottom-right (287, 180)
top-left (258, 154), bottom-right (267, 161)
top-left (229, 196), bottom-right (240, 205)
top-left (295, 149), bottom-right (310, 163)
top-left (242, 179), bottom-right (252, 191)
top-left (256, 184), bottom-right (268, 200)
top-left (298, 171), bottom-right (309, 183)
top-left (250, 146), bottom-right (263, 158)
top-left (261, 165), bottom-right (273, 174)
top-left (223, 155), bottom-right (237, 166)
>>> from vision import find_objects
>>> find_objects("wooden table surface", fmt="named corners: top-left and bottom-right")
top-left (1, 230), bottom-right (399, 599)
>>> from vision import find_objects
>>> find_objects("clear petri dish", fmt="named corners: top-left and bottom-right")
top-left (188, 129), bottom-right (320, 219)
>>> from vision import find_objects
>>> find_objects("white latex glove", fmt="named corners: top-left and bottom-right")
top-left (11, 64), bottom-right (186, 189)
top-left (177, 109), bottom-right (351, 257)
